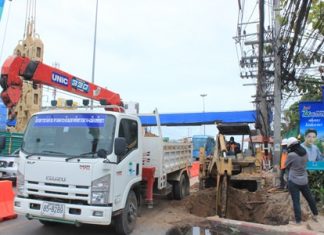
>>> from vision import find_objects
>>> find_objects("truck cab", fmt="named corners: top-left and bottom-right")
top-left (14, 109), bottom-right (143, 234)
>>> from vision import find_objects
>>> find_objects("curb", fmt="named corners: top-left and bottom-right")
top-left (207, 216), bottom-right (318, 235)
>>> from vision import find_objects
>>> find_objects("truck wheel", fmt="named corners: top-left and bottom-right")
top-left (115, 190), bottom-right (138, 235)
top-left (167, 181), bottom-right (174, 200)
top-left (185, 175), bottom-right (190, 196)
top-left (174, 174), bottom-right (188, 200)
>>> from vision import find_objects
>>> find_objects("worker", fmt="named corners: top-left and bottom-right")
top-left (301, 129), bottom-right (324, 162)
top-left (279, 138), bottom-right (288, 190)
top-left (285, 137), bottom-right (319, 225)
top-left (226, 136), bottom-right (241, 155)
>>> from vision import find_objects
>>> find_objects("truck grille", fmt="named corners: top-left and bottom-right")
top-left (26, 181), bottom-right (90, 204)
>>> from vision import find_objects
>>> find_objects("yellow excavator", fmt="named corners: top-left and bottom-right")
top-left (199, 123), bottom-right (264, 217)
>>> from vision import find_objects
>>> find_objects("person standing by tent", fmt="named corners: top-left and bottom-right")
top-left (279, 138), bottom-right (288, 189)
top-left (285, 137), bottom-right (319, 224)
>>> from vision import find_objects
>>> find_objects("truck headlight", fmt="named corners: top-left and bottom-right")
top-left (91, 175), bottom-right (110, 205)
top-left (16, 171), bottom-right (25, 196)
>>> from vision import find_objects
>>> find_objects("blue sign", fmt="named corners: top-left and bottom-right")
top-left (34, 114), bottom-right (106, 128)
top-left (71, 77), bottom-right (89, 93)
top-left (299, 101), bottom-right (324, 138)
top-left (307, 161), bottom-right (324, 171)
top-left (299, 88), bottom-right (324, 170)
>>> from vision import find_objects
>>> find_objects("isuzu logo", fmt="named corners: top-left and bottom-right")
top-left (46, 176), bottom-right (66, 182)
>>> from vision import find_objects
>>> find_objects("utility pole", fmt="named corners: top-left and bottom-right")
top-left (256, 0), bottom-right (270, 138)
top-left (200, 94), bottom-right (207, 135)
top-left (256, 0), bottom-right (272, 167)
top-left (273, 0), bottom-right (282, 166)
top-left (90, 0), bottom-right (99, 109)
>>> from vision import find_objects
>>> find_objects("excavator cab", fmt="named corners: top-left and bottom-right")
top-left (216, 123), bottom-right (258, 173)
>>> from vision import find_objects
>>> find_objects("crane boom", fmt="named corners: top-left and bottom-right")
top-left (0, 56), bottom-right (122, 114)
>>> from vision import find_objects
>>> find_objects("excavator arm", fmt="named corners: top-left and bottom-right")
top-left (0, 56), bottom-right (122, 114)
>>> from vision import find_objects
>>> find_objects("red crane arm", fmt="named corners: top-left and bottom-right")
top-left (0, 56), bottom-right (122, 110)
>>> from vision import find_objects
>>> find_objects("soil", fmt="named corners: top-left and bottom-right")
top-left (134, 177), bottom-right (324, 235)
top-left (182, 185), bottom-right (313, 225)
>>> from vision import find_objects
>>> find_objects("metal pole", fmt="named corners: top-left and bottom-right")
top-left (200, 94), bottom-right (207, 135)
top-left (273, 0), bottom-right (282, 167)
top-left (90, 0), bottom-right (99, 109)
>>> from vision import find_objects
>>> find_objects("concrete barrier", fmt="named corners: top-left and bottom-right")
top-left (0, 180), bottom-right (17, 221)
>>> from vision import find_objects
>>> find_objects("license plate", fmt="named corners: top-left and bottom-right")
top-left (41, 202), bottom-right (65, 218)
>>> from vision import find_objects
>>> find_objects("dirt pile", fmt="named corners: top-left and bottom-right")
top-left (227, 187), bottom-right (311, 225)
top-left (182, 186), bottom-right (312, 225)
top-left (183, 188), bottom-right (216, 217)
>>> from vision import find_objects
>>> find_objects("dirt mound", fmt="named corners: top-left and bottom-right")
top-left (182, 186), bottom-right (312, 225)
top-left (183, 188), bottom-right (216, 217)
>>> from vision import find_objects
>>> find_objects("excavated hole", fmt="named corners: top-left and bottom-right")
top-left (230, 180), bottom-right (258, 192)
top-left (182, 186), bottom-right (312, 225)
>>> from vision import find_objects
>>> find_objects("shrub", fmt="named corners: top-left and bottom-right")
top-left (308, 171), bottom-right (324, 204)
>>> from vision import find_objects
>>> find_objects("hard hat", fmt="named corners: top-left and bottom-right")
top-left (281, 138), bottom-right (288, 146)
top-left (287, 137), bottom-right (299, 147)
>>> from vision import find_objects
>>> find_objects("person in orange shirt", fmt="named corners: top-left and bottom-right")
top-left (279, 138), bottom-right (288, 189)
top-left (226, 136), bottom-right (241, 156)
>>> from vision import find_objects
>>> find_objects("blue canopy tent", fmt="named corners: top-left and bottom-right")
top-left (139, 110), bottom-right (256, 126)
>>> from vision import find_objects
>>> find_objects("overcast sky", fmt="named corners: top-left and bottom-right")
top-left (0, 0), bottom-right (258, 138)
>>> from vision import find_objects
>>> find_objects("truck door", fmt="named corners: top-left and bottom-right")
top-left (113, 118), bottom-right (141, 211)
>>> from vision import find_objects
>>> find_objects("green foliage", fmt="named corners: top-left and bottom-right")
top-left (283, 101), bottom-right (299, 132)
top-left (308, 171), bottom-right (324, 204)
top-left (296, 77), bottom-right (323, 96)
top-left (264, 44), bottom-right (273, 55)
top-left (278, 15), bottom-right (288, 26)
top-left (308, 0), bottom-right (324, 35)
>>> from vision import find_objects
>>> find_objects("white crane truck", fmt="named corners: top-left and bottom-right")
top-left (0, 56), bottom-right (192, 234)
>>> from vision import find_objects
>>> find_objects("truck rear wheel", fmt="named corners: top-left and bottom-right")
top-left (174, 173), bottom-right (189, 200)
top-left (115, 190), bottom-right (138, 235)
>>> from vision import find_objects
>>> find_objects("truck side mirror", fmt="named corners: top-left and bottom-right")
top-left (0, 136), bottom-right (6, 151)
top-left (115, 137), bottom-right (127, 158)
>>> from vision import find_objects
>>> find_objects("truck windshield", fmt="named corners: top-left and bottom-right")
top-left (22, 113), bottom-right (116, 157)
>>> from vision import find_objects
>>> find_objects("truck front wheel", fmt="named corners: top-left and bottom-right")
top-left (115, 190), bottom-right (138, 235)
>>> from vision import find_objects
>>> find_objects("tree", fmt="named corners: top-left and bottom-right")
top-left (279, 0), bottom-right (324, 95)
